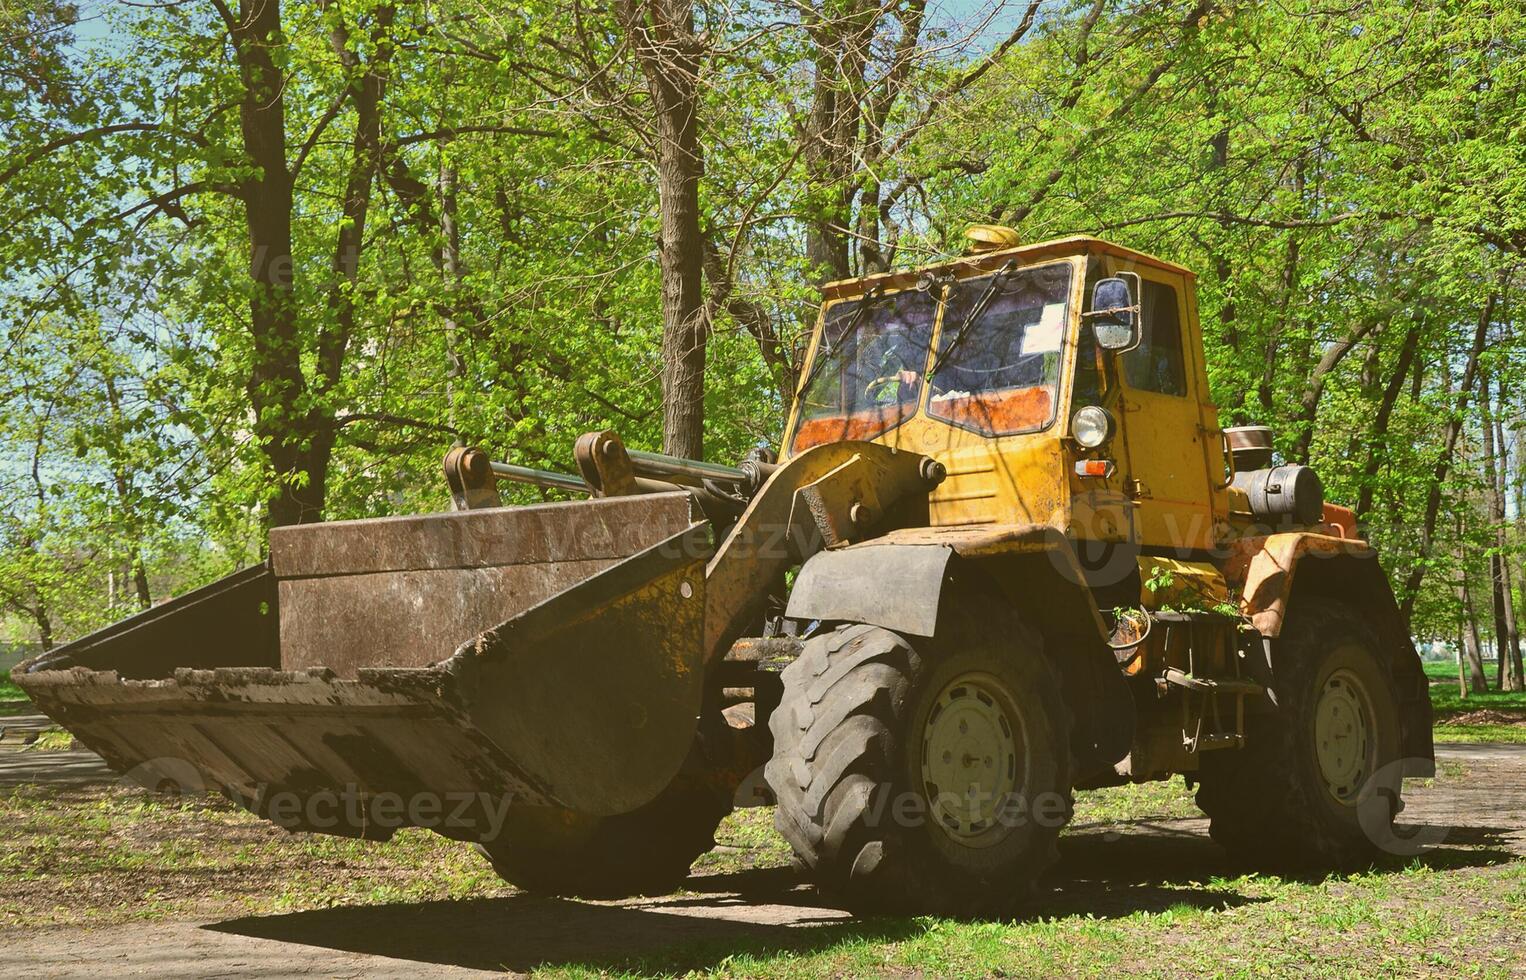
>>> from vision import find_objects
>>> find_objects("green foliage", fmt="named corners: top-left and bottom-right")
top-left (2, 0), bottom-right (1525, 653)
top-left (0, 677), bottom-right (26, 704)
top-left (917, 0), bottom-right (1526, 645)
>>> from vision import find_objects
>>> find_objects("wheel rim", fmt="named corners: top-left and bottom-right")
top-left (920, 672), bottom-right (1025, 846)
top-left (1314, 667), bottom-right (1374, 804)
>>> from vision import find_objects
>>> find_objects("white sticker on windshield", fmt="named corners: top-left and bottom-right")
top-left (1020, 303), bottom-right (1066, 355)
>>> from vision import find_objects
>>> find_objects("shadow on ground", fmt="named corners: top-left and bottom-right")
top-left (206, 818), bottom-right (1516, 975)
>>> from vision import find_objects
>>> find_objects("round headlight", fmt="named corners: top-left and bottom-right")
top-left (1071, 406), bottom-right (1114, 449)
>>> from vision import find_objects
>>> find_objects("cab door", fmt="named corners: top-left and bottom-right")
top-left (1115, 273), bottom-right (1217, 552)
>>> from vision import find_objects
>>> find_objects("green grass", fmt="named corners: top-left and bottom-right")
top-left (1430, 683), bottom-right (1526, 714)
top-left (1433, 724), bottom-right (1526, 743)
top-left (20, 729), bottom-right (73, 751)
top-left (694, 780), bottom-right (1205, 881)
top-left (0, 673), bottom-right (35, 716)
top-left (1421, 659), bottom-right (1526, 744)
top-left (2, 762), bottom-right (1520, 976)
top-left (1071, 775), bottom-right (1201, 825)
top-left (1422, 659), bottom-right (1464, 682)
top-left (0, 783), bottom-right (510, 928)
top-left (532, 860), bottom-right (1526, 978)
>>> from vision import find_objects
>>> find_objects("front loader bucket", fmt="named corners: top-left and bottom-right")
top-left (13, 493), bottom-right (711, 840)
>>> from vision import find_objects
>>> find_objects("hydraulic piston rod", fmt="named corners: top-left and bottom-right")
top-left (626, 449), bottom-right (749, 485)
top-left (489, 460), bottom-right (590, 494)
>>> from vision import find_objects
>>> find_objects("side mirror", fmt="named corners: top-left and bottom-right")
top-left (1086, 276), bottom-right (1141, 352)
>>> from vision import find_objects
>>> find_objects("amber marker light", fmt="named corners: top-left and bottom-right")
top-left (1074, 459), bottom-right (1116, 479)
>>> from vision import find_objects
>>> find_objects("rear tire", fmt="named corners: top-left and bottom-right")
top-left (765, 613), bottom-right (1071, 915)
top-left (1196, 598), bottom-right (1404, 867)
top-left (478, 726), bottom-right (733, 898)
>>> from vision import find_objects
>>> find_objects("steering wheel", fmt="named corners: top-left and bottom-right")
top-left (864, 374), bottom-right (903, 401)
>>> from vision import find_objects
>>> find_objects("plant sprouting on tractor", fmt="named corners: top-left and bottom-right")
top-left (14, 229), bottom-right (1433, 915)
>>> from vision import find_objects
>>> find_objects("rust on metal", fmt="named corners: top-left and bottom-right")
top-left (454, 521), bottom-right (712, 814)
top-left (576, 430), bottom-right (641, 496)
top-left (14, 492), bottom-right (712, 833)
top-left (701, 440), bottom-right (940, 664)
top-left (443, 446), bottom-right (504, 511)
top-left (723, 636), bottom-right (805, 664)
top-left (1223, 531), bottom-right (1377, 637)
top-left (18, 563), bottom-right (280, 680)
top-left (20, 661), bottom-right (553, 839)
top-left (270, 492), bottom-right (699, 675)
top-left (1223, 425), bottom-right (1274, 470)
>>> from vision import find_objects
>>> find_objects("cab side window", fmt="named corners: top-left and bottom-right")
top-left (1123, 280), bottom-right (1186, 397)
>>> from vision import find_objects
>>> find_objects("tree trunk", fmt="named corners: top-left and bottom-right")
top-left (1455, 626), bottom-right (1468, 699)
top-left (1256, 233), bottom-right (1300, 414)
top-left (1354, 318), bottom-right (1422, 519)
top-left (852, 0), bottom-right (927, 277)
top-left (1209, 112), bottom-right (1237, 361)
top-left (101, 373), bottom-right (151, 610)
top-left (1479, 384), bottom-right (1514, 689)
top-left (231, 0), bottom-right (310, 528)
top-left (1289, 314), bottom-right (1385, 464)
top-left (802, 59), bottom-right (856, 282)
top-left (31, 602), bottom-right (53, 651)
top-left (1502, 552), bottom-right (1523, 691)
top-left (1453, 506), bottom-right (1490, 694)
top-left (1510, 374), bottom-right (1526, 690)
top-left (297, 2), bottom-right (396, 513)
top-left (1459, 564), bottom-right (1489, 694)
top-left (22, 429), bottom-right (55, 649)
top-left (800, 0), bottom-right (875, 284)
top-left (1399, 289), bottom-right (1497, 627)
top-left (230, 0), bottom-right (394, 526)
top-left (1492, 382), bottom-right (1526, 691)
top-left (617, 0), bottom-right (708, 459)
top-left (702, 246), bottom-right (795, 409)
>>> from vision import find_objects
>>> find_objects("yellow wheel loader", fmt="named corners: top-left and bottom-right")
top-left (14, 232), bottom-right (1434, 915)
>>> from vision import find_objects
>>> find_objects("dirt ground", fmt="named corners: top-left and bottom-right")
top-left (1, 743), bottom-right (1523, 978)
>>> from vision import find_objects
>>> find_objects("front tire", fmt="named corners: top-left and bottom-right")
top-left (1196, 598), bottom-right (1404, 867)
top-left (765, 614), bottom-right (1071, 915)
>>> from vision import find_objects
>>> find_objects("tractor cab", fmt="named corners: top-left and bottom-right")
top-left (783, 233), bottom-right (1232, 553)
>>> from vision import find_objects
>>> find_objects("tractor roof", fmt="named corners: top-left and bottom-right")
top-left (820, 234), bottom-right (1194, 300)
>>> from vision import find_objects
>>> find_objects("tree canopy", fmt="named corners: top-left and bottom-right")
top-left (3, 0), bottom-right (1525, 679)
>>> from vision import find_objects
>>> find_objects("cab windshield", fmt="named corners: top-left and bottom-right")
top-left (927, 262), bottom-right (1072, 435)
top-left (788, 261), bottom-right (1073, 453)
top-left (791, 287), bottom-right (938, 452)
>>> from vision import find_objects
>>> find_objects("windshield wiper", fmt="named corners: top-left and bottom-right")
top-left (929, 259), bottom-right (1017, 377)
top-left (796, 284), bottom-right (884, 397)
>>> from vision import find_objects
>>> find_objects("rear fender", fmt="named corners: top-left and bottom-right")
top-left (1226, 533), bottom-right (1434, 773)
top-left (786, 525), bottom-right (1131, 776)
